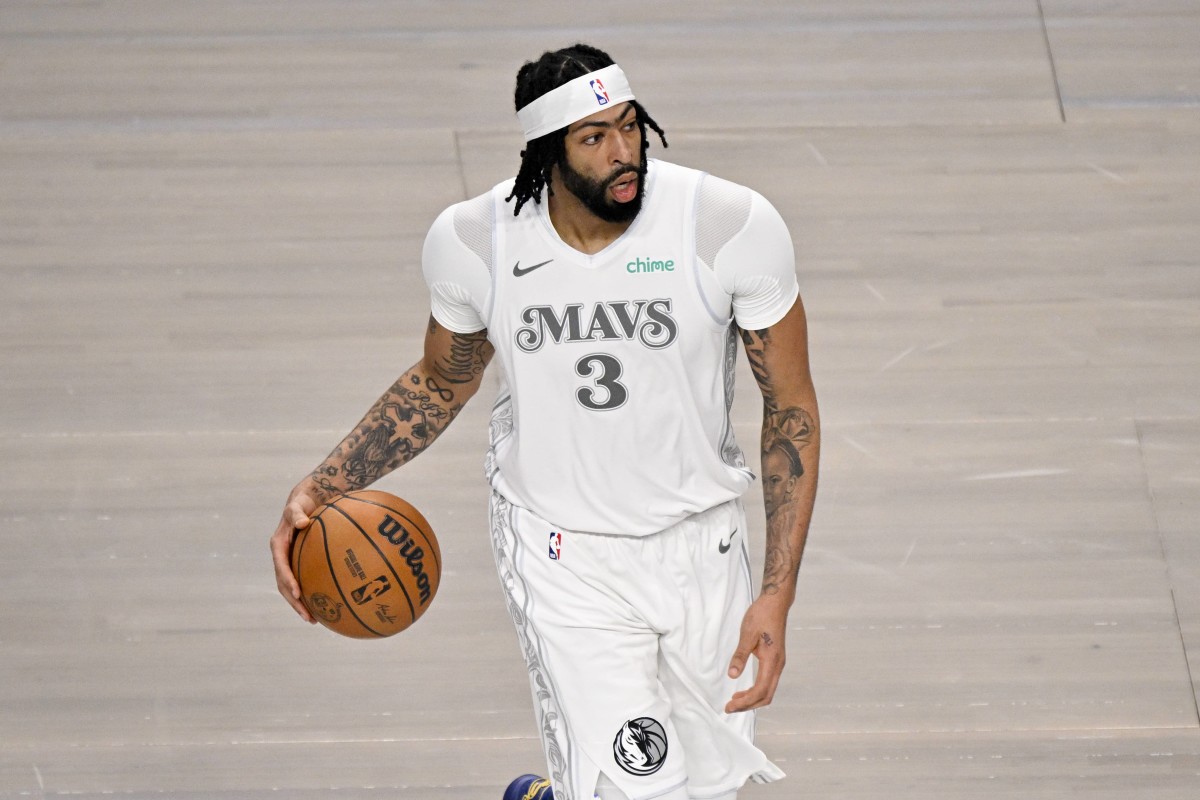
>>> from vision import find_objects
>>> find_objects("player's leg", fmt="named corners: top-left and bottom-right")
top-left (489, 491), bottom-right (690, 800)
top-left (651, 499), bottom-right (785, 797)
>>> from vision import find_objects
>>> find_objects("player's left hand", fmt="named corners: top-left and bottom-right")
top-left (725, 593), bottom-right (791, 713)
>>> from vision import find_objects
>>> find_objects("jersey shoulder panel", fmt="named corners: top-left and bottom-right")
top-left (695, 172), bottom-right (755, 271)
top-left (421, 189), bottom-right (500, 333)
top-left (701, 178), bottom-right (799, 330)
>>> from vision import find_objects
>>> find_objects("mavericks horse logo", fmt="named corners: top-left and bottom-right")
top-left (612, 717), bottom-right (668, 776)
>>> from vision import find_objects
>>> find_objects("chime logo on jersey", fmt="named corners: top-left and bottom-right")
top-left (515, 299), bottom-right (678, 353)
top-left (626, 256), bottom-right (675, 273)
top-left (612, 717), bottom-right (668, 776)
top-left (548, 531), bottom-right (562, 561)
top-left (590, 78), bottom-right (610, 106)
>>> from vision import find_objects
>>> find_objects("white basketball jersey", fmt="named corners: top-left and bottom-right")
top-left (423, 159), bottom-right (798, 535)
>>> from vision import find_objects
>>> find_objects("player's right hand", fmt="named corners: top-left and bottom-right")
top-left (270, 487), bottom-right (320, 624)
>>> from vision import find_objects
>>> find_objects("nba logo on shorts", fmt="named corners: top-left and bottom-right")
top-left (590, 78), bottom-right (609, 106)
top-left (548, 531), bottom-right (562, 560)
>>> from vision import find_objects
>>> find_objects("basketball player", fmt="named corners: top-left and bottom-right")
top-left (270, 44), bottom-right (819, 800)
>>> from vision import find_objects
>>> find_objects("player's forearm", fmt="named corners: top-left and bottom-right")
top-left (759, 397), bottom-right (819, 600)
top-left (302, 359), bottom-right (483, 502)
top-left (740, 315), bottom-right (820, 602)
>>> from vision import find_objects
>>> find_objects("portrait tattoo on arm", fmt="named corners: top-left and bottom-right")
top-left (740, 325), bottom-right (818, 596)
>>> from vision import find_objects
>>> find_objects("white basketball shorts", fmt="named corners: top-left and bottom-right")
top-left (489, 491), bottom-right (785, 800)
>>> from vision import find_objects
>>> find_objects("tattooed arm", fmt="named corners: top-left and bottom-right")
top-left (726, 296), bottom-right (820, 711)
top-left (270, 316), bottom-right (494, 621)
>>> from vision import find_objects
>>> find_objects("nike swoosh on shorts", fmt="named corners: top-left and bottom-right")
top-left (718, 527), bottom-right (738, 554)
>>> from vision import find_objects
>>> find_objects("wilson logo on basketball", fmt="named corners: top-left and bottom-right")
top-left (378, 514), bottom-right (433, 605)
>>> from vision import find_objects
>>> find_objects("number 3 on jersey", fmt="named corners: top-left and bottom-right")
top-left (575, 353), bottom-right (628, 411)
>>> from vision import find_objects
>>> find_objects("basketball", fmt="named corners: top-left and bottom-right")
top-left (290, 490), bottom-right (441, 639)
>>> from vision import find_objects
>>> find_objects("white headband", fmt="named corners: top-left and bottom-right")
top-left (516, 64), bottom-right (636, 142)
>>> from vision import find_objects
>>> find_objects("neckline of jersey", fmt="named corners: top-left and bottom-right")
top-left (534, 158), bottom-right (657, 268)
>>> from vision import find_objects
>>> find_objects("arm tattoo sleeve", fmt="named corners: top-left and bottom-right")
top-left (739, 326), bottom-right (774, 413)
top-left (309, 327), bottom-right (492, 495)
top-left (740, 325), bottom-right (818, 596)
top-left (430, 319), bottom-right (492, 384)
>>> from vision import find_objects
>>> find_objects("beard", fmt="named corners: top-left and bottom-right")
top-left (558, 155), bottom-right (647, 224)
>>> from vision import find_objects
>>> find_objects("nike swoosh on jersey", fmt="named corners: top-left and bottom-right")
top-left (718, 527), bottom-right (738, 554)
top-left (513, 259), bottom-right (554, 277)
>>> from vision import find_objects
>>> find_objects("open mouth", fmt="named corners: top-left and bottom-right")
top-left (609, 173), bottom-right (638, 203)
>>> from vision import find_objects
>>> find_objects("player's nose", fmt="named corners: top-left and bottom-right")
top-left (610, 132), bottom-right (633, 165)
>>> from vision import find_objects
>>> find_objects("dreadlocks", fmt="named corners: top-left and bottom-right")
top-left (505, 44), bottom-right (668, 216)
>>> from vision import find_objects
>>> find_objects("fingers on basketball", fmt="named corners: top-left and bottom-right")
top-left (289, 490), bottom-right (442, 639)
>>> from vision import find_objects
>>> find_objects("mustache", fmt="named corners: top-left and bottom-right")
top-left (605, 163), bottom-right (644, 187)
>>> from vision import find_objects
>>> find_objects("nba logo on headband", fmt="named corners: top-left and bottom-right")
top-left (590, 78), bottom-right (610, 106)
top-left (516, 64), bottom-right (636, 141)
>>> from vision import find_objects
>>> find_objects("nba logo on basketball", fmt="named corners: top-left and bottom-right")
top-left (590, 78), bottom-right (609, 106)
top-left (549, 531), bottom-right (562, 560)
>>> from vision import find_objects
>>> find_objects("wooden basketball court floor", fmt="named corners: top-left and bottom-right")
top-left (2, 2), bottom-right (1198, 797)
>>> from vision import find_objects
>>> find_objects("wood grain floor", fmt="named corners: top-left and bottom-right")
top-left (2, 2), bottom-right (1198, 797)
